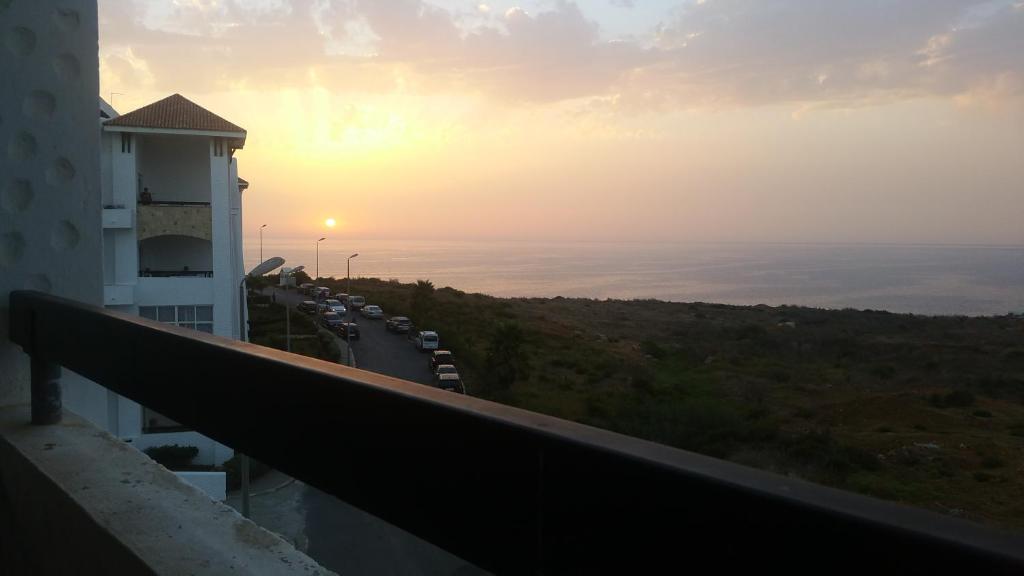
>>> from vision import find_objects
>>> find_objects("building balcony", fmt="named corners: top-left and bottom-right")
top-left (102, 283), bottom-right (135, 306)
top-left (137, 202), bottom-right (211, 242)
top-left (136, 275), bottom-right (214, 306)
top-left (101, 206), bottom-right (133, 229)
top-left (6, 290), bottom-right (1024, 574)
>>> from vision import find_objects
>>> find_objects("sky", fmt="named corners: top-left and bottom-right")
top-left (98, 0), bottom-right (1024, 245)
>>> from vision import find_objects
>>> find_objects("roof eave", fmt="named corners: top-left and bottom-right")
top-left (102, 124), bottom-right (247, 144)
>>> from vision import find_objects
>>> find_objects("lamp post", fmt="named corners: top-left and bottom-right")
top-left (315, 237), bottom-right (326, 282)
top-left (259, 224), bottom-right (267, 264)
top-left (238, 256), bottom-right (285, 519)
top-left (280, 266), bottom-right (304, 353)
top-left (347, 253), bottom-right (359, 367)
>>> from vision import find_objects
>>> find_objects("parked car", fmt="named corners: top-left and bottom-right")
top-left (324, 299), bottom-right (346, 315)
top-left (299, 283), bottom-right (315, 295)
top-left (385, 316), bottom-right (412, 333)
top-left (298, 300), bottom-right (318, 314)
top-left (436, 373), bottom-right (465, 394)
top-left (429, 350), bottom-right (454, 372)
top-left (361, 305), bottom-right (384, 319)
top-left (334, 322), bottom-right (360, 340)
top-left (415, 331), bottom-right (439, 351)
top-left (348, 295), bottom-right (366, 310)
top-left (320, 311), bottom-right (343, 329)
top-left (434, 364), bottom-right (458, 378)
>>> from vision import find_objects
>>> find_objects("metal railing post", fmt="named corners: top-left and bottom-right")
top-left (31, 356), bottom-right (62, 425)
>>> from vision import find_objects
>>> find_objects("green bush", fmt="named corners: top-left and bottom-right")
top-left (144, 444), bottom-right (199, 469)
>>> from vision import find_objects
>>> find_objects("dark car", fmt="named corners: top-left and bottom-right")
top-left (334, 322), bottom-right (360, 340)
top-left (320, 311), bottom-right (343, 329)
top-left (297, 300), bottom-right (318, 314)
top-left (429, 350), bottom-right (454, 372)
top-left (386, 316), bottom-right (412, 333)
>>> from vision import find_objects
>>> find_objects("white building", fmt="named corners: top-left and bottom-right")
top-left (97, 94), bottom-right (249, 466)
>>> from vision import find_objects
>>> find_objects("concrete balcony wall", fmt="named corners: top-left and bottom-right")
top-left (103, 284), bottom-right (135, 306)
top-left (0, 406), bottom-right (328, 574)
top-left (102, 207), bottom-right (133, 229)
top-left (136, 277), bottom-right (214, 307)
top-left (137, 204), bottom-right (212, 242)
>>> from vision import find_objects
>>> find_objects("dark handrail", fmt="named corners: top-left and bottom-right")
top-left (9, 291), bottom-right (1024, 574)
top-left (139, 270), bottom-right (213, 278)
top-left (139, 200), bottom-right (211, 206)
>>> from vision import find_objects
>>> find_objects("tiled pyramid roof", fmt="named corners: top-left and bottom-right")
top-left (104, 94), bottom-right (245, 135)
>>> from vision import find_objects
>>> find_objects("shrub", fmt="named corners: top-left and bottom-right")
top-left (144, 444), bottom-right (199, 469)
top-left (639, 340), bottom-right (667, 360)
top-left (973, 409), bottom-right (993, 418)
top-left (869, 364), bottom-right (896, 380)
top-left (944, 390), bottom-right (975, 407)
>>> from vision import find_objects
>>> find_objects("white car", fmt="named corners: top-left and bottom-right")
top-left (361, 305), bottom-right (383, 319)
top-left (415, 330), bottom-right (439, 351)
top-left (434, 364), bottom-right (458, 378)
top-left (324, 299), bottom-right (346, 315)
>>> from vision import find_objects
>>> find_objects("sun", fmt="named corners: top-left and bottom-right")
top-left (325, 218), bottom-right (336, 228)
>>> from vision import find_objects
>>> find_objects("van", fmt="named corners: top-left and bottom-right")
top-left (348, 295), bottom-right (366, 309)
top-left (415, 331), bottom-right (439, 351)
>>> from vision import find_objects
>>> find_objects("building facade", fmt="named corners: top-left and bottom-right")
top-left (97, 94), bottom-right (249, 465)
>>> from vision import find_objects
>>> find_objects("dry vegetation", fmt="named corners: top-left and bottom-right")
top-left (279, 275), bottom-right (1024, 531)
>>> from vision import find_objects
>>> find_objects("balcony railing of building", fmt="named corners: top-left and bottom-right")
top-left (139, 200), bottom-right (212, 207)
top-left (139, 270), bottom-right (214, 278)
top-left (9, 290), bottom-right (1024, 574)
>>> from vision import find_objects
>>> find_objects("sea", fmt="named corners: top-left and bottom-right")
top-left (245, 239), bottom-right (1024, 317)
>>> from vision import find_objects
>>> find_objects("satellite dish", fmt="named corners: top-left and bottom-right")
top-left (248, 257), bottom-right (285, 277)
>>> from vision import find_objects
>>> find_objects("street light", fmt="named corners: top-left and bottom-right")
top-left (315, 237), bottom-right (326, 282)
top-left (346, 253), bottom-right (359, 367)
top-left (259, 224), bottom-right (267, 263)
top-left (238, 256), bottom-right (285, 519)
top-left (280, 266), bottom-right (305, 353)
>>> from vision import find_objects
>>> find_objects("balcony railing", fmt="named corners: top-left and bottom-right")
top-left (9, 290), bottom-right (1024, 574)
top-left (139, 270), bottom-right (213, 278)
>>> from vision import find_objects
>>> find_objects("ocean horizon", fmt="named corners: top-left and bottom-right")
top-left (244, 239), bottom-right (1024, 317)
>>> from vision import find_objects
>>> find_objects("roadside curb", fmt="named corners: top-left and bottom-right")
top-left (251, 476), bottom-right (297, 498)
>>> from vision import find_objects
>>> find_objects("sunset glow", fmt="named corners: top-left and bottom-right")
top-left (325, 218), bottom-right (337, 228)
top-left (97, 1), bottom-right (1024, 245)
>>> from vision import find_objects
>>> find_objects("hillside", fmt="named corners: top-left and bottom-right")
top-left (299, 276), bottom-right (1024, 531)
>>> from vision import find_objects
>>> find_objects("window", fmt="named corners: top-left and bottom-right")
top-left (139, 305), bottom-right (213, 333)
top-left (213, 137), bottom-right (224, 157)
top-left (120, 132), bottom-right (131, 153)
top-left (138, 305), bottom-right (214, 433)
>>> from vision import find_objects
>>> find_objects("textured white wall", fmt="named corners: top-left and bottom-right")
top-left (0, 1), bottom-right (103, 411)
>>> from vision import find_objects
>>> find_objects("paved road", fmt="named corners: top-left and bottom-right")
top-left (267, 287), bottom-right (434, 386)
top-left (265, 287), bottom-right (482, 575)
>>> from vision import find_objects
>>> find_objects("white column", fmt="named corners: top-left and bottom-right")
top-left (209, 139), bottom-right (235, 338)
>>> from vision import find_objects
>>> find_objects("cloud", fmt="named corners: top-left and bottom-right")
top-left (99, 0), bottom-right (1024, 109)
top-left (640, 0), bottom-right (1024, 107)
